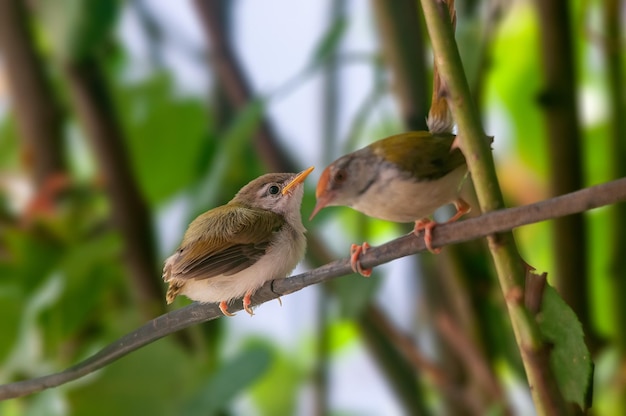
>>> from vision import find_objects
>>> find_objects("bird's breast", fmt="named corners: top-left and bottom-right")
top-left (351, 165), bottom-right (467, 222)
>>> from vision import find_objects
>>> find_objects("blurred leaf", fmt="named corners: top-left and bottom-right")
top-left (192, 98), bottom-right (265, 212)
top-left (2, 273), bottom-right (64, 378)
top-left (587, 208), bottom-right (613, 337)
top-left (184, 343), bottom-right (273, 416)
top-left (44, 232), bottom-right (123, 338)
top-left (248, 342), bottom-right (304, 416)
top-left (0, 288), bottom-right (22, 362)
top-left (328, 320), bottom-right (359, 352)
top-left (36, 0), bottom-right (119, 62)
top-left (68, 336), bottom-right (200, 416)
top-left (115, 72), bottom-right (210, 205)
top-left (309, 16), bottom-right (347, 69)
top-left (3, 229), bottom-right (63, 290)
top-left (0, 116), bottom-right (20, 169)
top-left (488, 3), bottom-right (546, 174)
top-left (537, 285), bottom-right (593, 410)
top-left (332, 273), bottom-right (380, 319)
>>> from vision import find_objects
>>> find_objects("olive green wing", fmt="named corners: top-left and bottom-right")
top-left (373, 131), bottom-right (466, 181)
top-left (167, 204), bottom-right (285, 280)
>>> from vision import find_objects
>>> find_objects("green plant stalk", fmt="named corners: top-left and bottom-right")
top-left (418, 1), bottom-right (568, 414)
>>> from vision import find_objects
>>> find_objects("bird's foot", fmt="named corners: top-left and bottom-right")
top-left (350, 242), bottom-right (372, 277)
top-left (413, 199), bottom-right (470, 254)
top-left (448, 198), bottom-right (470, 223)
top-left (219, 301), bottom-right (236, 317)
top-left (243, 292), bottom-right (255, 316)
top-left (414, 219), bottom-right (441, 254)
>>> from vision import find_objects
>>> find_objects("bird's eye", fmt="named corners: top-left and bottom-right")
top-left (268, 185), bottom-right (281, 195)
top-left (334, 168), bottom-right (347, 183)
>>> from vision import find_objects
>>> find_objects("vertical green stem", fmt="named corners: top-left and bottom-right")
top-left (418, 1), bottom-right (569, 414)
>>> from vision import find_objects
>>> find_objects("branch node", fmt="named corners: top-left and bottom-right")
top-left (525, 270), bottom-right (548, 315)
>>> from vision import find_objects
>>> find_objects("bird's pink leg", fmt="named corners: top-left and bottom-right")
top-left (414, 219), bottom-right (441, 254)
top-left (219, 301), bottom-right (236, 317)
top-left (448, 198), bottom-right (470, 223)
top-left (243, 292), bottom-right (255, 316)
top-left (350, 242), bottom-right (372, 277)
top-left (414, 198), bottom-right (471, 254)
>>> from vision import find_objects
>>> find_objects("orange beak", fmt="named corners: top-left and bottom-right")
top-left (282, 166), bottom-right (315, 195)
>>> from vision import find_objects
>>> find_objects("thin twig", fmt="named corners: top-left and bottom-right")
top-left (436, 312), bottom-right (508, 412)
top-left (1, 177), bottom-right (625, 400)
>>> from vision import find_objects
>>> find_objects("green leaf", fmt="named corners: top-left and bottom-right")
top-left (332, 273), bottom-right (380, 319)
top-left (309, 16), bottom-right (348, 69)
top-left (248, 342), bottom-right (304, 416)
top-left (184, 344), bottom-right (273, 416)
top-left (36, 0), bottom-right (119, 62)
top-left (0, 116), bottom-right (20, 169)
top-left (115, 73), bottom-right (210, 205)
top-left (48, 232), bottom-right (123, 338)
top-left (68, 336), bottom-right (200, 416)
top-left (536, 285), bottom-right (594, 410)
top-left (191, 99), bottom-right (265, 212)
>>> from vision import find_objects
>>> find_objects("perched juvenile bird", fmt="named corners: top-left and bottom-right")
top-left (163, 167), bottom-right (314, 316)
top-left (310, 0), bottom-right (469, 276)
top-left (310, 132), bottom-right (469, 275)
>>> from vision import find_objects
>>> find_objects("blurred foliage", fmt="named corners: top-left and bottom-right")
top-left (538, 285), bottom-right (593, 409)
top-left (0, 0), bottom-right (624, 415)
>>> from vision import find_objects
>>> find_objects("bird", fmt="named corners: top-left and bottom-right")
top-left (163, 167), bottom-right (314, 316)
top-left (310, 0), bottom-right (469, 277)
top-left (309, 131), bottom-right (469, 276)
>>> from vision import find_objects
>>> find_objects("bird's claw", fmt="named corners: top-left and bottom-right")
top-left (350, 242), bottom-right (372, 277)
top-left (219, 301), bottom-right (236, 317)
top-left (243, 293), bottom-right (255, 316)
top-left (413, 199), bottom-right (470, 254)
top-left (414, 219), bottom-right (441, 254)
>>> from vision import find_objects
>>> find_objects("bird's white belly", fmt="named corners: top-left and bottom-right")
top-left (351, 166), bottom-right (467, 222)
top-left (180, 230), bottom-right (305, 305)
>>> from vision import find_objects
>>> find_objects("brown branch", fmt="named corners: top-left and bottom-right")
top-left (0, 0), bottom-right (66, 186)
top-left (436, 312), bottom-right (509, 414)
top-left (1, 177), bottom-right (625, 400)
top-left (525, 269), bottom-right (548, 315)
top-left (64, 56), bottom-right (163, 317)
top-left (371, 0), bottom-right (430, 130)
top-left (363, 304), bottom-right (495, 415)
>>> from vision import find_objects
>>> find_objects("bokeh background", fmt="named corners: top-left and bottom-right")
top-left (0, 0), bottom-right (624, 415)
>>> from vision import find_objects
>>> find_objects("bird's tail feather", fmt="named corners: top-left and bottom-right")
top-left (427, 0), bottom-right (456, 135)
